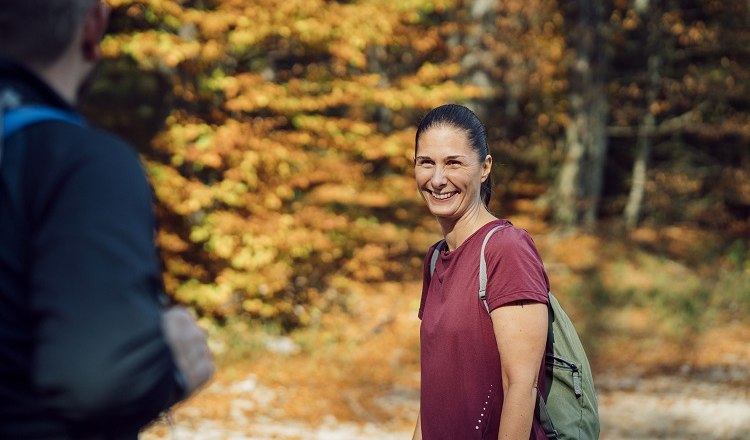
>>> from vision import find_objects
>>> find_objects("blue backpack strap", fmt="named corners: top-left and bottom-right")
top-left (0, 104), bottom-right (85, 168)
top-left (2, 105), bottom-right (85, 140)
top-left (1, 104), bottom-right (86, 219)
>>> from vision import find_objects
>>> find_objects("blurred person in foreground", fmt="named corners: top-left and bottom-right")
top-left (0, 0), bottom-right (213, 437)
top-left (412, 104), bottom-right (549, 439)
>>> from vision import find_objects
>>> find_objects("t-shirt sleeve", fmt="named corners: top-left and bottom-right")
top-left (484, 227), bottom-right (549, 312)
top-left (418, 242), bottom-right (440, 320)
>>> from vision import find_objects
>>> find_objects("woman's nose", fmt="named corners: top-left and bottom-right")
top-left (430, 165), bottom-right (448, 188)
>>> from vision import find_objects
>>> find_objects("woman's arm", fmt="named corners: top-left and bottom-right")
top-left (490, 301), bottom-right (548, 440)
top-left (412, 407), bottom-right (422, 440)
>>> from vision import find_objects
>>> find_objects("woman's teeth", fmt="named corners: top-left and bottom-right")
top-left (432, 191), bottom-right (455, 200)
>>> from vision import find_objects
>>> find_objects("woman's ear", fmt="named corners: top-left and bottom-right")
top-left (480, 154), bottom-right (492, 182)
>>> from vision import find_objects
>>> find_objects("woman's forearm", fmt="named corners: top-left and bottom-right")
top-left (490, 302), bottom-right (548, 440)
top-left (497, 383), bottom-right (536, 440)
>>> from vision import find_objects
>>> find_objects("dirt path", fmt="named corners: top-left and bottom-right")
top-left (143, 368), bottom-right (750, 440)
top-left (142, 280), bottom-right (750, 439)
top-left (597, 370), bottom-right (750, 440)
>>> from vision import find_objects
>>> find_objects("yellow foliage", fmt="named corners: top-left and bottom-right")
top-left (103, 0), bottom-right (495, 326)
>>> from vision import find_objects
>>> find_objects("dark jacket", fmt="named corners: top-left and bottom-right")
top-left (0, 59), bottom-right (182, 439)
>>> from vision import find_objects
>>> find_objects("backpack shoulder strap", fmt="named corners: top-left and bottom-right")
top-left (1, 103), bottom-right (86, 166)
top-left (2, 105), bottom-right (85, 139)
top-left (478, 223), bottom-right (512, 313)
top-left (0, 103), bottom-right (87, 240)
top-left (422, 240), bottom-right (446, 317)
top-left (429, 240), bottom-right (445, 277)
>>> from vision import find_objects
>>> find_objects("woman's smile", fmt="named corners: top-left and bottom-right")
top-left (431, 190), bottom-right (458, 200)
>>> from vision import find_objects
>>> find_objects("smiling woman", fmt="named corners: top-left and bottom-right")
top-left (412, 104), bottom-right (550, 440)
top-left (413, 104), bottom-right (496, 247)
top-left (415, 104), bottom-right (493, 208)
top-left (414, 126), bottom-right (490, 220)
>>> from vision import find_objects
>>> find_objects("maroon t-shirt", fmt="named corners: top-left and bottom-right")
top-left (418, 219), bottom-right (549, 440)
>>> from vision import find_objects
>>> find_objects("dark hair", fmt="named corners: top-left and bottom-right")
top-left (0, 0), bottom-right (96, 68)
top-left (415, 103), bottom-right (493, 206)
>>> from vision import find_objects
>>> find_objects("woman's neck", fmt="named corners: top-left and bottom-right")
top-left (438, 205), bottom-right (497, 251)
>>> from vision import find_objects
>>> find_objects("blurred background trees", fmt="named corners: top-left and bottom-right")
top-left (87, 0), bottom-right (749, 333)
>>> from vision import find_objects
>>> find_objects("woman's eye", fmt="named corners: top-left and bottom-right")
top-left (416, 160), bottom-right (433, 167)
top-left (447, 160), bottom-right (462, 167)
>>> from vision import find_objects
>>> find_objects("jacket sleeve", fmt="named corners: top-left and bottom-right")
top-left (26, 126), bottom-right (182, 432)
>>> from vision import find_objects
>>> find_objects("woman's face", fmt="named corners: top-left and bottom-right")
top-left (414, 124), bottom-right (491, 220)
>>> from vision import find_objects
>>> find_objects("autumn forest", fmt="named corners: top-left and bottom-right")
top-left (86, 0), bottom-right (749, 437)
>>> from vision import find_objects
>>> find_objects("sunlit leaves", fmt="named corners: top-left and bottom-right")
top-left (101, 0), bottom-right (481, 326)
top-left (102, 31), bottom-right (201, 70)
top-left (99, 0), bottom-right (750, 327)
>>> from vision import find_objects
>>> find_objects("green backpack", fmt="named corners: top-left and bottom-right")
top-left (429, 224), bottom-right (600, 439)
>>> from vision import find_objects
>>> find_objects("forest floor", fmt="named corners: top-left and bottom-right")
top-left (142, 286), bottom-right (750, 439)
top-left (144, 369), bottom-right (750, 440)
top-left (143, 224), bottom-right (750, 439)
top-left (142, 322), bottom-right (750, 439)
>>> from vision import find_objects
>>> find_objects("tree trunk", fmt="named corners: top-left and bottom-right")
top-left (555, 0), bottom-right (609, 228)
top-left (367, 46), bottom-right (393, 134)
top-left (460, 0), bottom-right (498, 120)
top-left (624, 54), bottom-right (660, 229)
top-left (556, 116), bottom-right (585, 225)
top-left (582, 80), bottom-right (608, 227)
top-left (624, 0), bottom-right (663, 229)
